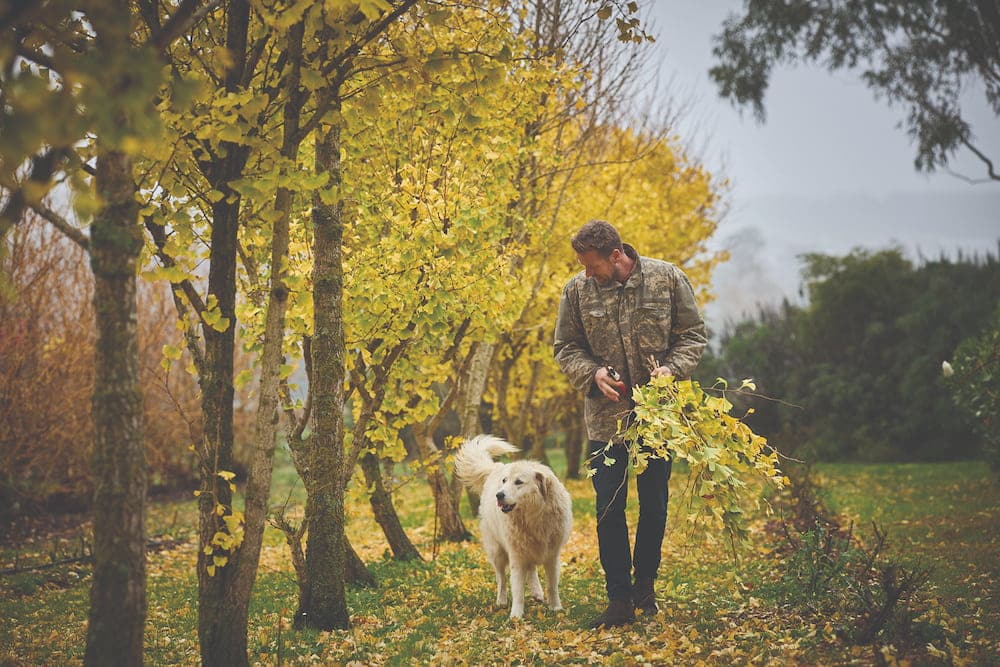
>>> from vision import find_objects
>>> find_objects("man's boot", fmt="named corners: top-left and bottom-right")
top-left (588, 598), bottom-right (635, 629)
top-left (633, 577), bottom-right (658, 616)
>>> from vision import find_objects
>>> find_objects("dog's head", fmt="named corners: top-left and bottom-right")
top-left (494, 462), bottom-right (552, 514)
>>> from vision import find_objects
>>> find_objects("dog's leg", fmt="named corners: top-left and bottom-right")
top-left (490, 549), bottom-right (509, 607)
top-left (509, 562), bottom-right (527, 618)
top-left (544, 555), bottom-right (563, 611)
top-left (528, 567), bottom-right (544, 601)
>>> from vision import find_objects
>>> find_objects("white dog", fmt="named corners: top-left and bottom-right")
top-left (454, 434), bottom-right (573, 618)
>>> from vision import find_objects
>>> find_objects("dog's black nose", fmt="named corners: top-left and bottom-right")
top-left (496, 491), bottom-right (505, 500)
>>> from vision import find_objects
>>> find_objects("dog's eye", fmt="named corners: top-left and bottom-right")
top-left (514, 479), bottom-right (523, 485)
top-left (502, 478), bottom-right (507, 483)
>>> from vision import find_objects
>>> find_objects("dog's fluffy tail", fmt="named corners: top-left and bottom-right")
top-left (453, 434), bottom-right (519, 495)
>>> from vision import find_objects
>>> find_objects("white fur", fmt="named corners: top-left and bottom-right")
top-left (454, 434), bottom-right (573, 618)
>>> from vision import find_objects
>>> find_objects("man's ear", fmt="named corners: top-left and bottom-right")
top-left (535, 472), bottom-right (548, 499)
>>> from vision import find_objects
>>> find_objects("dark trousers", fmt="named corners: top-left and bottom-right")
top-left (588, 440), bottom-right (671, 602)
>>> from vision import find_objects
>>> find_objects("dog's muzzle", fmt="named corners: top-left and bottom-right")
top-left (496, 491), bottom-right (515, 513)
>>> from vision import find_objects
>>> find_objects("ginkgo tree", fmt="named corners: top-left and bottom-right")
top-left (0, 1), bottom-right (220, 665)
top-left (425, 0), bottom-right (675, 466)
top-left (3, 0), bottom-right (735, 661)
top-left (136, 0), bottom-right (291, 659)
top-left (491, 118), bottom-right (729, 466)
top-left (333, 0), bottom-right (669, 554)
top-left (138, 0), bottom-right (426, 650)
top-left (263, 1), bottom-right (565, 552)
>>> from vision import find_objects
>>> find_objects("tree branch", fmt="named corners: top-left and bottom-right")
top-left (960, 136), bottom-right (1000, 181)
top-left (144, 225), bottom-right (205, 312)
top-left (325, 0), bottom-right (421, 87)
top-left (148, 0), bottom-right (224, 53)
top-left (14, 43), bottom-right (57, 71)
top-left (29, 203), bottom-right (90, 251)
top-left (0, 147), bottom-right (70, 234)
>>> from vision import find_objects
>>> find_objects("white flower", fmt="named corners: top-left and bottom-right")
top-left (941, 360), bottom-right (954, 378)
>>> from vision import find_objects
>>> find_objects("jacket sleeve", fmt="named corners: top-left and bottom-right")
top-left (663, 268), bottom-right (707, 378)
top-left (553, 282), bottom-right (600, 394)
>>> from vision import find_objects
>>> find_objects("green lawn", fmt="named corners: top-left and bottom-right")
top-left (815, 461), bottom-right (999, 656)
top-left (1, 453), bottom-right (997, 665)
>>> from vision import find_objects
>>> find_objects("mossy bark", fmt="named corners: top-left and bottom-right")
top-left (297, 108), bottom-right (349, 631)
top-left (84, 149), bottom-right (146, 667)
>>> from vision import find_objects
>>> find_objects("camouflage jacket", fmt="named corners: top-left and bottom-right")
top-left (553, 244), bottom-right (707, 442)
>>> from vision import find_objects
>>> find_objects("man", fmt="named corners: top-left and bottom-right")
top-left (553, 219), bottom-right (706, 628)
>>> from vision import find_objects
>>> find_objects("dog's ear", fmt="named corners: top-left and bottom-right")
top-left (535, 472), bottom-right (548, 499)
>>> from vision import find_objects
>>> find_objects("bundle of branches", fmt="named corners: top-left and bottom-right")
top-left (593, 365), bottom-right (787, 554)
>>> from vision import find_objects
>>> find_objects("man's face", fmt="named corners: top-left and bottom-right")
top-left (576, 248), bottom-right (619, 284)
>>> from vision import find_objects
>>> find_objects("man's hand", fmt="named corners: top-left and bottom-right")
top-left (650, 365), bottom-right (673, 379)
top-left (595, 366), bottom-right (626, 401)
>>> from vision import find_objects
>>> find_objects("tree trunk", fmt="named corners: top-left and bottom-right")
top-left (195, 2), bottom-right (253, 663)
top-left (456, 340), bottom-right (494, 512)
top-left (297, 107), bottom-right (350, 631)
top-left (458, 341), bottom-right (494, 438)
top-left (360, 452), bottom-right (422, 561)
top-left (219, 19), bottom-right (308, 663)
top-left (521, 357), bottom-right (548, 464)
top-left (275, 507), bottom-right (375, 603)
top-left (194, 194), bottom-right (241, 665)
top-left (412, 424), bottom-right (470, 542)
top-left (84, 149), bottom-right (146, 667)
top-left (223, 194), bottom-right (288, 663)
top-left (494, 354), bottom-right (516, 443)
top-left (345, 536), bottom-right (377, 587)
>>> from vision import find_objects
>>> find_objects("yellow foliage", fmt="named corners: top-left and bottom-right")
top-left (494, 122), bottom-right (727, 446)
top-left (606, 374), bottom-right (786, 549)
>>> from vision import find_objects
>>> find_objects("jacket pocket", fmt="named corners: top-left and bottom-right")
top-left (636, 301), bottom-right (671, 354)
top-left (581, 305), bottom-right (613, 358)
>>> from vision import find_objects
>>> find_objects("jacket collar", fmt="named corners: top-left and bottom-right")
top-left (622, 243), bottom-right (642, 288)
top-left (592, 243), bottom-right (642, 291)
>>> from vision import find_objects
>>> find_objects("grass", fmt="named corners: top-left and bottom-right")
top-left (814, 461), bottom-right (999, 655)
top-left (1, 448), bottom-right (997, 665)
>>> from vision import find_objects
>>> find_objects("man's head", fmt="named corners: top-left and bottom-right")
top-left (571, 220), bottom-right (631, 284)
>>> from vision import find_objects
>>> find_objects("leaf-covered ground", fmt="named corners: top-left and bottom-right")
top-left (1, 457), bottom-right (997, 665)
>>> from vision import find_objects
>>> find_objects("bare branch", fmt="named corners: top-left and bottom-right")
top-left (960, 136), bottom-right (1000, 181)
top-left (0, 147), bottom-right (70, 234)
top-left (29, 203), bottom-right (90, 251)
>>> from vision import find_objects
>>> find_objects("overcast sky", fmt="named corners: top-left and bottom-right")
top-left (645, 2), bottom-right (1000, 331)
